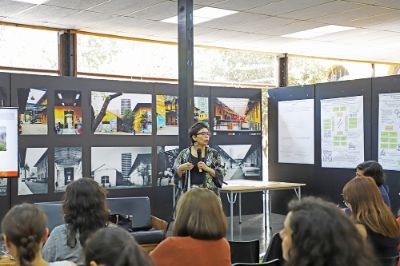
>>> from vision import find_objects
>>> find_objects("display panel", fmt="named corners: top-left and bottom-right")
top-left (54, 147), bottom-right (82, 192)
top-left (18, 147), bottom-right (48, 195)
top-left (213, 97), bottom-right (261, 135)
top-left (18, 88), bottom-right (48, 135)
top-left (156, 95), bottom-right (178, 135)
top-left (0, 108), bottom-right (18, 177)
top-left (157, 146), bottom-right (179, 186)
top-left (91, 91), bottom-right (152, 135)
top-left (194, 97), bottom-right (209, 124)
top-left (213, 144), bottom-right (262, 181)
top-left (54, 91), bottom-right (83, 135)
top-left (91, 147), bottom-right (152, 188)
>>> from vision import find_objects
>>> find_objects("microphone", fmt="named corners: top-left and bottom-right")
top-left (197, 149), bottom-right (203, 172)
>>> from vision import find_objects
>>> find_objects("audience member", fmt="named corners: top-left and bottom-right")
top-left (2, 203), bottom-right (75, 266)
top-left (150, 188), bottom-right (231, 266)
top-left (280, 196), bottom-right (378, 266)
top-left (356, 160), bottom-right (391, 207)
top-left (43, 178), bottom-right (109, 265)
top-left (343, 176), bottom-right (400, 266)
top-left (84, 227), bottom-right (152, 266)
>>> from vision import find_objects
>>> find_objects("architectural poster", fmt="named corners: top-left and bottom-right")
top-left (278, 99), bottom-right (314, 164)
top-left (378, 93), bottom-right (400, 171)
top-left (321, 96), bottom-right (364, 168)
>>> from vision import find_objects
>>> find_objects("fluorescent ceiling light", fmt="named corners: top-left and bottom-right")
top-left (282, 25), bottom-right (355, 39)
top-left (12, 0), bottom-right (48, 4)
top-left (162, 7), bottom-right (238, 25)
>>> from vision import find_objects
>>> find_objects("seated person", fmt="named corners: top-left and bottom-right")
top-left (2, 203), bottom-right (75, 266)
top-left (356, 160), bottom-right (391, 207)
top-left (43, 178), bottom-right (109, 265)
top-left (343, 176), bottom-right (400, 266)
top-left (150, 188), bottom-right (231, 266)
top-left (280, 197), bottom-right (378, 266)
top-left (84, 227), bottom-right (152, 266)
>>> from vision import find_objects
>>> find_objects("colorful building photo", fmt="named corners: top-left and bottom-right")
top-left (0, 126), bottom-right (6, 151)
top-left (91, 91), bottom-right (152, 135)
top-left (54, 91), bottom-right (83, 135)
top-left (91, 147), bottom-right (152, 188)
top-left (194, 97), bottom-right (209, 124)
top-left (157, 146), bottom-right (179, 186)
top-left (213, 144), bottom-right (262, 181)
top-left (213, 97), bottom-right (261, 135)
top-left (18, 88), bottom-right (48, 135)
top-left (54, 147), bottom-right (82, 192)
top-left (18, 148), bottom-right (48, 195)
top-left (156, 95), bottom-right (178, 135)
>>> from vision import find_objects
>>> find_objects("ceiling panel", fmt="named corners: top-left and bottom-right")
top-left (126, 1), bottom-right (180, 20)
top-left (0, 0), bottom-right (35, 17)
top-left (248, 0), bottom-right (333, 16)
top-left (210, 0), bottom-right (282, 11)
top-left (89, 0), bottom-right (166, 16)
top-left (198, 12), bottom-right (268, 29)
top-left (346, 0), bottom-right (400, 8)
top-left (9, 5), bottom-right (78, 23)
top-left (44, 0), bottom-right (109, 10)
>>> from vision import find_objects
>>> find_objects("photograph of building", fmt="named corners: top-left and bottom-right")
top-left (18, 148), bottom-right (48, 195)
top-left (156, 95), bottom-right (178, 135)
top-left (157, 146), bottom-right (179, 186)
top-left (213, 144), bottom-right (261, 181)
top-left (194, 97), bottom-right (209, 124)
top-left (54, 147), bottom-right (82, 192)
top-left (0, 178), bottom-right (7, 196)
top-left (213, 97), bottom-right (261, 135)
top-left (54, 91), bottom-right (83, 135)
top-left (0, 126), bottom-right (6, 151)
top-left (18, 88), bottom-right (48, 135)
top-left (91, 147), bottom-right (152, 188)
top-left (91, 91), bottom-right (152, 135)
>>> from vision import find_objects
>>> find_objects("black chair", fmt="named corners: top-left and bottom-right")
top-left (229, 239), bottom-right (259, 264)
top-left (35, 202), bottom-right (63, 233)
top-left (263, 232), bottom-right (283, 263)
top-left (232, 259), bottom-right (281, 266)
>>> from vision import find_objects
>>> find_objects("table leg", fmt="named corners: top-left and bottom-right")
top-left (239, 192), bottom-right (242, 224)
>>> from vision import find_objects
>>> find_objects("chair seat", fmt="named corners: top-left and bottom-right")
top-left (132, 229), bottom-right (165, 244)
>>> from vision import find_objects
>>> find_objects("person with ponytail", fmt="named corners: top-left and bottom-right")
top-left (42, 178), bottom-right (109, 265)
top-left (84, 227), bottom-right (152, 266)
top-left (1, 203), bottom-right (75, 266)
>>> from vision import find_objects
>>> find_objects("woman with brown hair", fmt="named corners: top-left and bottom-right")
top-left (150, 188), bottom-right (231, 266)
top-left (343, 176), bottom-right (400, 265)
top-left (2, 203), bottom-right (75, 266)
top-left (43, 178), bottom-right (109, 265)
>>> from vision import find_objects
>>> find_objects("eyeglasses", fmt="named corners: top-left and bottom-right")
top-left (197, 132), bottom-right (211, 136)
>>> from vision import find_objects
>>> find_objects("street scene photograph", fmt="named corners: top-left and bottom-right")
top-left (156, 95), bottom-right (178, 135)
top-left (157, 145), bottom-right (179, 186)
top-left (54, 90), bottom-right (83, 135)
top-left (18, 147), bottom-right (48, 195)
top-left (54, 147), bottom-right (82, 192)
top-left (0, 126), bottom-right (6, 151)
top-left (18, 88), bottom-right (48, 135)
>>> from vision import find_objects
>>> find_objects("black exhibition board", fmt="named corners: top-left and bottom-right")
top-left (2, 73), bottom-right (263, 221)
top-left (0, 73), bottom-right (11, 224)
top-left (372, 75), bottom-right (400, 213)
top-left (268, 85), bottom-right (315, 213)
top-left (314, 78), bottom-right (372, 207)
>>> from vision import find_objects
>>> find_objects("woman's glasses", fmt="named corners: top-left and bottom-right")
top-left (197, 132), bottom-right (211, 136)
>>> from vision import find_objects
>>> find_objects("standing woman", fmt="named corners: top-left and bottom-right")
top-left (42, 178), bottom-right (109, 265)
top-left (2, 203), bottom-right (75, 266)
top-left (343, 176), bottom-right (400, 266)
top-left (356, 160), bottom-right (391, 207)
top-left (174, 122), bottom-right (225, 195)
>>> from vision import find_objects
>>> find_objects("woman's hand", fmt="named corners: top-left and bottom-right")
top-left (197, 161), bottom-right (210, 172)
top-left (178, 162), bottom-right (194, 173)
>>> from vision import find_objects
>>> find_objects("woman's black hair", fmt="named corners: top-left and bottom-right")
top-left (1, 203), bottom-right (47, 266)
top-left (84, 227), bottom-right (152, 266)
top-left (62, 177), bottom-right (109, 248)
top-left (188, 122), bottom-right (209, 144)
top-left (285, 197), bottom-right (378, 266)
top-left (356, 160), bottom-right (385, 186)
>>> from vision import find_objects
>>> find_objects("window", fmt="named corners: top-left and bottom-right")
top-left (374, 64), bottom-right (400, 78)
top-left (0, 25), bottom-right (58, 71)
top-left (288, 56), bottom-right (373, 86)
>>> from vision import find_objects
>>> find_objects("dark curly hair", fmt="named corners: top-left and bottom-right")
top-left (85, 227), bottom-right (153, 266)
top-left (284, 197), bottom-right (378, 266)
top-left (188, 122), bottom-right (209, 144)
top-left (356, 160), bottom-right (385, 186)
top-left (1, 203), bottom-right (47, 266)
top-left (62, 177), bottom-right (108, 248)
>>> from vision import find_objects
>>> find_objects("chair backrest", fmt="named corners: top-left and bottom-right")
top-left (229, 239), bottom-right (259, 264)
top-left (232, 258), bottom-right (281, 266)
top-left (263, 232), bottom-right (283, 262)
top-left (34, 202), bottom-right (63, 233)
top-left (106, 197), bottom-right (152, 230)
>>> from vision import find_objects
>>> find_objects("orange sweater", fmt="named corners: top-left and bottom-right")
top-left (150, 236), bottom-right (231, 266)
